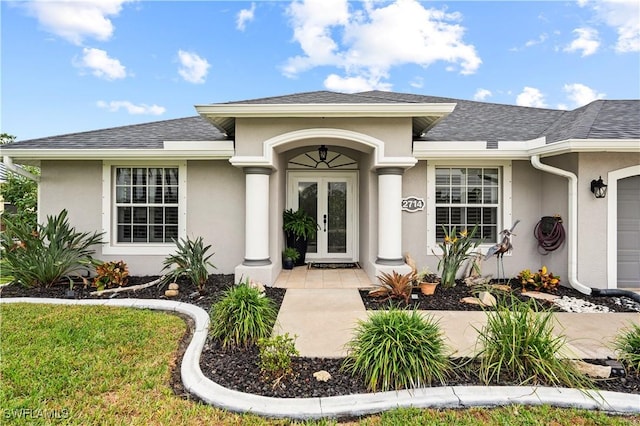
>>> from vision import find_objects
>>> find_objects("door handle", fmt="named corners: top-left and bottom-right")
top-left (323, 214), bottom-right (327, 232)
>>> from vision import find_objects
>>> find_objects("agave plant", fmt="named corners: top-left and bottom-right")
top-left (0, 209), bottom-right (103, 288)
top-left (161, 236), bottom-right (215, 293)
top-left (368, 270), bottom-right (414, 305)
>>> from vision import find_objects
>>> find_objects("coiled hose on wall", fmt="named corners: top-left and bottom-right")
top-left (534, 215), bottom-right (566, 254)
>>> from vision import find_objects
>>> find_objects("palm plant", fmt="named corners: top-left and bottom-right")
top-left (161, 236), bottom-right (215, 293)
top-left (0, 209), bottom-right (102, 287)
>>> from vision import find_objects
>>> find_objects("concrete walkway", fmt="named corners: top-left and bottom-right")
top-left (274, 287), bottom-right (640, 360)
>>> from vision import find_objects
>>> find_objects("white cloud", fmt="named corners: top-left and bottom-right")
top-left (473, 88), bottom-right (492, 101)
top-left (564, 27), bottom-right (600, 56)
top-left (516, 87), bottom-right (547, 108)
top-left (563, 83), bottom-right (606, 107)
top-left (177, 50), bottom-right (210, 84)
top-left (74, 47), bottom-right (127, 80)
top-left (96, 100), bottom-right (165, 115)
top-left (237, 3), bottom-right (256, 31)
top-left (283, 0), bottom-right (481, 90)
top-left (409, 77), bottom-right (424, 89)
top-left (584, 0), bottom-right (640, 53)
top-left (323, 74), bottom-right (392, 93)
top-left (525, 33), bottom-right (548, 48)
top-left (24, 0), bottom-right (134, 45)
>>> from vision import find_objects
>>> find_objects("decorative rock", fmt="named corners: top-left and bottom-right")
top-left (460, 297), bottom-right (484, 306)
top-left (570, 360), bottom-right (612, 378)
top-left (168, 283), bottom-right (179, 290)
top-left (164, 289), bottom-right (179, 297)
top-left (553, 296), bottom-right (610, 313)
top-left (313, 370), bottom-right (331, 382)
top-left (490, 284), bottom-right (512, 293)
top-left (478, 291), bottom-right (497, 307)
top-left (521, 291), bottom-right (560, 302)
top-left (248, 279), bottom-right (266, 293)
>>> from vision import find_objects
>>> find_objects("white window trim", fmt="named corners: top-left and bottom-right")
top-left (427, 160), bottom-right (512, 256)
top-left (102, 161), bottom-right (187, 255)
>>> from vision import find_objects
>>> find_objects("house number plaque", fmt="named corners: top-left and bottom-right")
top-left (401, 196), bottom-right (425, 212)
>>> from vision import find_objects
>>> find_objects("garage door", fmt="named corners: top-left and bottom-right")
top-left (618, 175), bottom-right (640, 288)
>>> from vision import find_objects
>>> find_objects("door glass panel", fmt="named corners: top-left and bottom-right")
top-left (298, 182), bottom-right (318, 253)
top-left (327, 181), bottom-right (347, 254)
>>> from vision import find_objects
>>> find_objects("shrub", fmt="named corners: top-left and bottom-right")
top-left (209, 281), bottom-right (278, 349)
top-left (517, 266), bottom-right (560, 293)
top-left (368, 270), bottom-right (414, 305)
top-left (162, 236), bottom-right (215, 293)
top-left (342, 309), bottom-right (451, 392)
top-left (434, 225), bottom-right (481, 287)
top-left (93, 260), bottom-right (129, 291)
top-left (613, 322), bottom-right (640, 374)
top-left (257, 333), bottom-right (299, 384)
top-left (0, 209), bottom-right (102, 288)
top-left (475, 296), bottom-right (591, 388)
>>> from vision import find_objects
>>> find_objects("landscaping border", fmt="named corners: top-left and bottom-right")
top-left (2, 297), bottom-right (639, 419)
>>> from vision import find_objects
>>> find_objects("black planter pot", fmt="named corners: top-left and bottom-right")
top-left (286, 232), bottom-right (308, 266)
top-left (283, 258), bottom-right (295, 270)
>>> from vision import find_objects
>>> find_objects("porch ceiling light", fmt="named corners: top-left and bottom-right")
top-left (318, 145), bottom-right (328, 161)
top-left (590, 176), bottom-right (607, 199)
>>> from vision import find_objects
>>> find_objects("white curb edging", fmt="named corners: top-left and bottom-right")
top-left (2, 297), bottom-right (639, 419)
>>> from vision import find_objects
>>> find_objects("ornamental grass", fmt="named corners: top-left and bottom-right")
top-left (209, 281), bottom-right (278, 349)
top-left (474, 296), bottom-right (592, 389)
top-left (342, 308), bottom-right (451, 392)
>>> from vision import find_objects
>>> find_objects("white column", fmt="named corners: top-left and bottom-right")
top-left (243, 167), bottom-right (271, 265)
top-left (376, 167), bottom-right (404, 265)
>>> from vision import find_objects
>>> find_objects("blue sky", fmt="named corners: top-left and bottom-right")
top-left (2, 0), bottom-right (639, 141)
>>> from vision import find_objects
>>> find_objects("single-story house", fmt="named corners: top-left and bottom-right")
top-left (1, 91), bottom-right (638, 291)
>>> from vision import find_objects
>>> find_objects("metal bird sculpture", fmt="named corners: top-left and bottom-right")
top-left (485, 219), bottom-right (520, 282)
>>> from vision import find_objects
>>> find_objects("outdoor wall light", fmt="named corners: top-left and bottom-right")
top-left (590, 176), bottom-right (608, 199)
top-left (318, 145), bottom-right (328, 161)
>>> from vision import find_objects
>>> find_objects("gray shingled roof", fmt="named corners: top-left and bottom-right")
top-left (3, 116), bottom-right (224, 150)
top-left (3, 91), bottom-right (638, 150)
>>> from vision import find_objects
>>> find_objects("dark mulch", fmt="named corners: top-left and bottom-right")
top-left (360, 280), bottom-right (640, 313)
top-left (2, 275), bottom-right (638, 398)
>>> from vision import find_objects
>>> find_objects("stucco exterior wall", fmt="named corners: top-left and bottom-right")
top-left (577, 152), bottom-right (640, 287)
top-left (235, 117), bottom-right (413, 157)
top-left (401, 160), bottom-right (551, 281)
top-left (39, 160), bottom-right (245, 277)
top-left (40, 160), bottom-right (103, 235)
top-left (186, 160), bottom-right (244, 274)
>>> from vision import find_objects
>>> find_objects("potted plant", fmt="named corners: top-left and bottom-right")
top-left (282, 208), bottom-right (319, 266)
top-left (416, 269), bottom-right (439, 295)
top-left (282, 247), bottom-right (300, 270)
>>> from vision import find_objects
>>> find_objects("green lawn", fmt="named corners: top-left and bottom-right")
top-left (1, 303), bottom-right (638, 425)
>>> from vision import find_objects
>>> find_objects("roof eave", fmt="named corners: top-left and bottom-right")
top-left (196, 103), bottom-right (457, 136)
top-left (0, 141), bottom-right (235, 161)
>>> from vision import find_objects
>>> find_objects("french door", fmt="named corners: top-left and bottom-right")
top-left (287, 171), bottom-right (358, 261)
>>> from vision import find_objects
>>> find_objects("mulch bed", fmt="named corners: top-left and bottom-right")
top-left (2, 275), bottom-right (639, 398)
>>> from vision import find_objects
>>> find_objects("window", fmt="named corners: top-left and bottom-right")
top-left (115, 167), bottom-right (179, 243)
top-left (102, 162), bottom-right (186, 255)
top-left (427, 161), bottom-right (512, 253)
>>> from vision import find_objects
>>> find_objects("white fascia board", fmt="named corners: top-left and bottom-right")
top-left (413, 140), bottom-right (531, 160)
top-left (195, 103), bottom-right (457, 118)
top-left (413, 137), bottom-right (639, 160)
top-left (530, 139), bottom-right (640, 157)
top-left (0, 145), bottom-right (234, 161)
